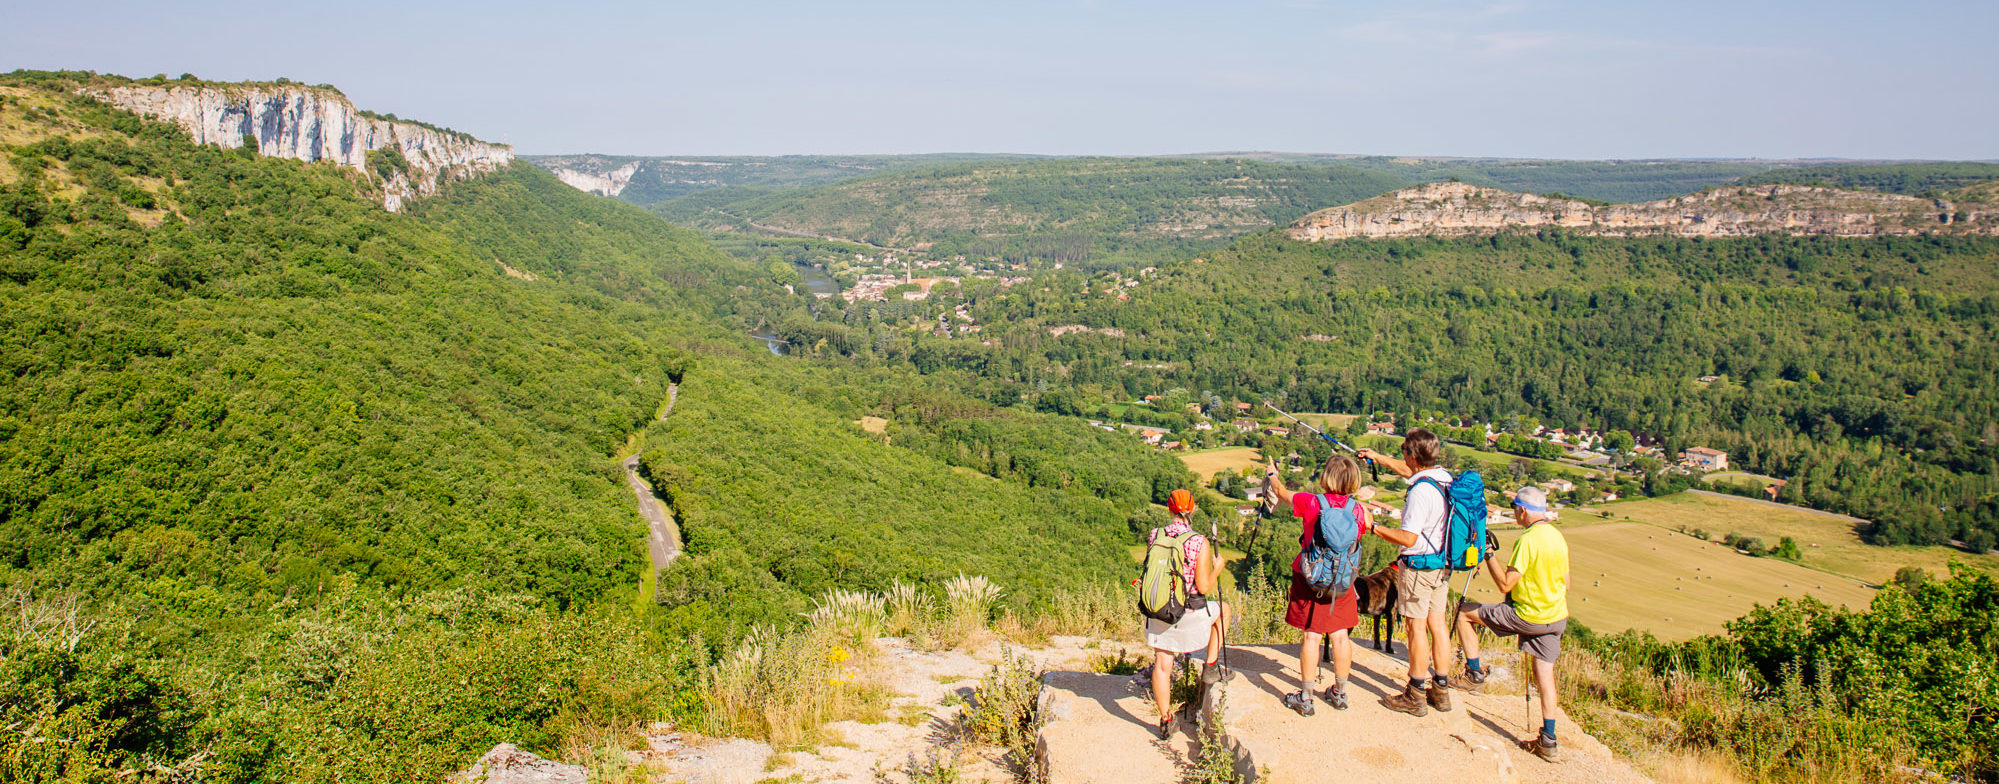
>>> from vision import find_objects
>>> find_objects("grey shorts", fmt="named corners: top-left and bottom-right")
top-left (1465, 601), bottom-right (1567, 663)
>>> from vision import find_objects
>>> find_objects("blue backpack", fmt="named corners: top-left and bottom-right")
top-left (1403, 471), bottom-right (1490, 572)
top-left (1300, 494), bottom-right (1364, 600)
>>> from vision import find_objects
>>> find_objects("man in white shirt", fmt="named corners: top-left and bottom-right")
top-left (1356, 428), bottom-right (1456, 716)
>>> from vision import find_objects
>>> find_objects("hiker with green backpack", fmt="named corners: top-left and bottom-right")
top-left (1356, 428), bottom-right (1491, 717)
top-left (1263, 454), bottom-right (1380, 716)
top-left (1137, 489), bottom-right (1232, 739)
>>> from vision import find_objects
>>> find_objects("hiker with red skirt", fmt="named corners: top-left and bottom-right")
top-left (1264, 454), bottom-right (1378, 715)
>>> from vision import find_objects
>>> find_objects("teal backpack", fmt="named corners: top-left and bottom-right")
top-left (1403, 470), bottom-right (1490, 572)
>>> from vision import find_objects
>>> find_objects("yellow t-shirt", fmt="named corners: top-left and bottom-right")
top-left (1508, 523), bottom-right (1570, 625)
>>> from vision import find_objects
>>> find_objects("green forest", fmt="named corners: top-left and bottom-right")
top-left (5, 70), bottom-right (1999, 782)
top-left (766, 229), bottom-right (1999, 551)
top-left (1736, 161), bottom-right (1999, 195)
top-left (0, 74), bottom-right (1190, 781)
top-left (648, 157), bottom-right (1408, 267)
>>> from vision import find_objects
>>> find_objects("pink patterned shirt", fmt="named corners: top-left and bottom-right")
top-left (1148, 521), bottom-right (1209, 589)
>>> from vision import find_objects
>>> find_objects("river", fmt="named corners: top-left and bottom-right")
top-left (750, 333), bottom-right (788, 355)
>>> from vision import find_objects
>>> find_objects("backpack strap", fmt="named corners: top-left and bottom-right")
top-left (1405, 475), bottom-right (1450, 557)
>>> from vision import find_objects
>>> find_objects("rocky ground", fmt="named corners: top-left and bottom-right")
top-left (560, 633), bottom-right (1656, 784)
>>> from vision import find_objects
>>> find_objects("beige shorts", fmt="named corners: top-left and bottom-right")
top-left (1394, 565), bottom-right (1452, 619)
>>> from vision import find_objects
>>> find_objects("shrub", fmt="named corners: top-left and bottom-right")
top-left (964, 646), bottom-right (1042, 777)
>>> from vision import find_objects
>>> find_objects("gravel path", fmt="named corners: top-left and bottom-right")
top-left (623, 383), bottom-right (681, 576)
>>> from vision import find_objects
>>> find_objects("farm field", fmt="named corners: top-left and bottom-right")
top-left (1581, 491), bottom-right (1999, 585)
top-left (1701, 471), bottom-right (1779, 494)
top-left (1462, 520), bottom-right (1878, 641)
top-left (1290, 412), bottom-right (1358, 431)
top-left (1180, 446), bottom-right (1264, 479)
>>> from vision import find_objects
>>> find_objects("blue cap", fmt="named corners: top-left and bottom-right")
top-left (1513, 486), bottom-right (1549, 512)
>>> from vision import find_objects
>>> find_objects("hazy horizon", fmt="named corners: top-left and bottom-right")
top-left (7, 0), bottom-right (1996, 160)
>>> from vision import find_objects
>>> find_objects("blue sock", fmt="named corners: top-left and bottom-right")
top-left (1542, 719), bottom-right (1557, 742)
top-left (1467, 657), bottom-right (1483, 673)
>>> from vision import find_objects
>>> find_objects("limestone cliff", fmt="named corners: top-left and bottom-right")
top-left (89, 84), bottom-right (513, 212)
top-left (540, 157), bottom-right (642, 197)
top-left (1289, 181), bottom-right (1999, 241)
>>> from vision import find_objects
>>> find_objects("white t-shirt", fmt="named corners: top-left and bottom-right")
top-left (1399, 467), bottom-right (1453, 558)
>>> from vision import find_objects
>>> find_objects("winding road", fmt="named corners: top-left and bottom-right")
top-left (622, 383), bottom-right (682, 577)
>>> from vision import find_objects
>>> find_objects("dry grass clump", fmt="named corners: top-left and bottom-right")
top-left (940, 574), bottom-right (1002, 647)
top-left (705, 602), bottom-right (891, 747)
top-left (1030, 580), bottom-right (1133, 639)
top-left (808, 588), bottom-right (887, 647)
top-left (885, 579), bottom-right (932, 637)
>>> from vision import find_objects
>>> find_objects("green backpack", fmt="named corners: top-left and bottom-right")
top-left (1137, 529), bottom-right (1201, 623)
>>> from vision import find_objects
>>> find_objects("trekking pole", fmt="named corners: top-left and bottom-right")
top-left (1211, 519), bottom-right (1231, 675)
top-left (1262, 401), bottom-right (1381, 478)
top-left (1261, 402), bottom-right (1359, 454)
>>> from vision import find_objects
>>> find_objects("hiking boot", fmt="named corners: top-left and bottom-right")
top-left (1427, 683), bottom-right (1453, 712)
top-left (1442, 668), bottom-right (1487, 692)
top-left (1320, 684), bottom-right (1349, 711)
top-left (1521, 734), bottom-right (1560, 762)
top-left (1156, 715), bottom-right (1177, 740)
top-left (1382, 682), bottom-right (1429, 717)
top-left (1281, 690), bottom-right (1316, 716)
top-left (1199, 663), bottom-right (1234, 685)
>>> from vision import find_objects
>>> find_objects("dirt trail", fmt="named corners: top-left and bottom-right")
top-left (623, 383), bottom-right (681, 574)
top-left (640, 634), bottom-right (1652, 784)
top-left (1040, 642), bottom-right (1651, 784)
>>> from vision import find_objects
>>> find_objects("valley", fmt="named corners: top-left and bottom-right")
top-left (4, 66), bottom-right (1997, 784)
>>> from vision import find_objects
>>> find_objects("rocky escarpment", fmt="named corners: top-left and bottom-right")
top-left (90, 84), bottom-right (513, 211)
top-left (538, 157), bottom-right (642, 197)
top-left (1290, 181), bottom-right (1999, 241)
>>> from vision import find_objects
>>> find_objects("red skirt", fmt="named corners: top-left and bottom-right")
top-left (1285, 572), bottom-right (1359, 634)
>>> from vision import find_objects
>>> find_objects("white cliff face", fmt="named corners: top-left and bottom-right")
top-left (1290, 181), bottom-right (1999, 241)
top-left (549, 161), bottom-right (641, 197)
top-left (90, 84), bottom-right (514, 212)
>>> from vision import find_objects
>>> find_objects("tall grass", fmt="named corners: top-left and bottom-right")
top-left (942, 574), bottom-right (1002, 646)
top-left (704, 592), bottom-right (892, 747)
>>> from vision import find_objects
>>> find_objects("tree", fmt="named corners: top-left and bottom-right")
top-left (1605, 429), bottom-right (1636, 453)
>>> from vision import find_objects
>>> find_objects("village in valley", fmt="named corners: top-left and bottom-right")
top-left (1079, 388), bottom-right (1764, 528)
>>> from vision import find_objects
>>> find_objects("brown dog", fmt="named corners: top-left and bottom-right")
top-left (1352, 565), bottom-right (1400, 652)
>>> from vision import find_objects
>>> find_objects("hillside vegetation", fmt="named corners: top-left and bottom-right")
top-left (774, 227), bottom-right (1999, 551)
top-left (0, 74), bottom-right (1187, 782)
top-left (649, 157), bottom-right (1407, 266)
top-left (527, 153), bottom-right (1037, 203)
top-left (1735, 161), bottom-right (1999, 195)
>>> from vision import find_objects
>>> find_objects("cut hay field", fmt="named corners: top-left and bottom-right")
top-left (1462, 520), bottom-right (1878, 641)
top-left (1291, 412), bottom-right (1358, 431)
top-left (1579, 491), bottom-right (1999, 585)
top-left (1180, 446), bottom-right (1264, 479)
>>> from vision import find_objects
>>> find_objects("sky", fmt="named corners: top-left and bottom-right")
top-left (6, 0), bottom-right (1995, 159)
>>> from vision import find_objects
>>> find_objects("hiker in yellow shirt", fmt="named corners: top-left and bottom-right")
top-left (1449, 485), bottom-right (1570, 763)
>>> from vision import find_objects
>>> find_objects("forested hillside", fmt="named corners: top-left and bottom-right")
top-left (0, 74), bottom-right (1187, 781)
top-left (648, 157), bottom-right (1407, 266)
top-left (526, 153), bottom-right (1035, 203)
top-left (1735, 161), bottom-right (1999, 195)
top-left (770, 228), bottom-right (1999, 551)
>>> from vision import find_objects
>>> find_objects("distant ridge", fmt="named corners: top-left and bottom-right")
top-left (1289, 181), bottom-right (1999, 241)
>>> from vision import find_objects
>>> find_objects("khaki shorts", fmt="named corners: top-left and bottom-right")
top-left (1394, 565), bottom-right (1451, 619)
